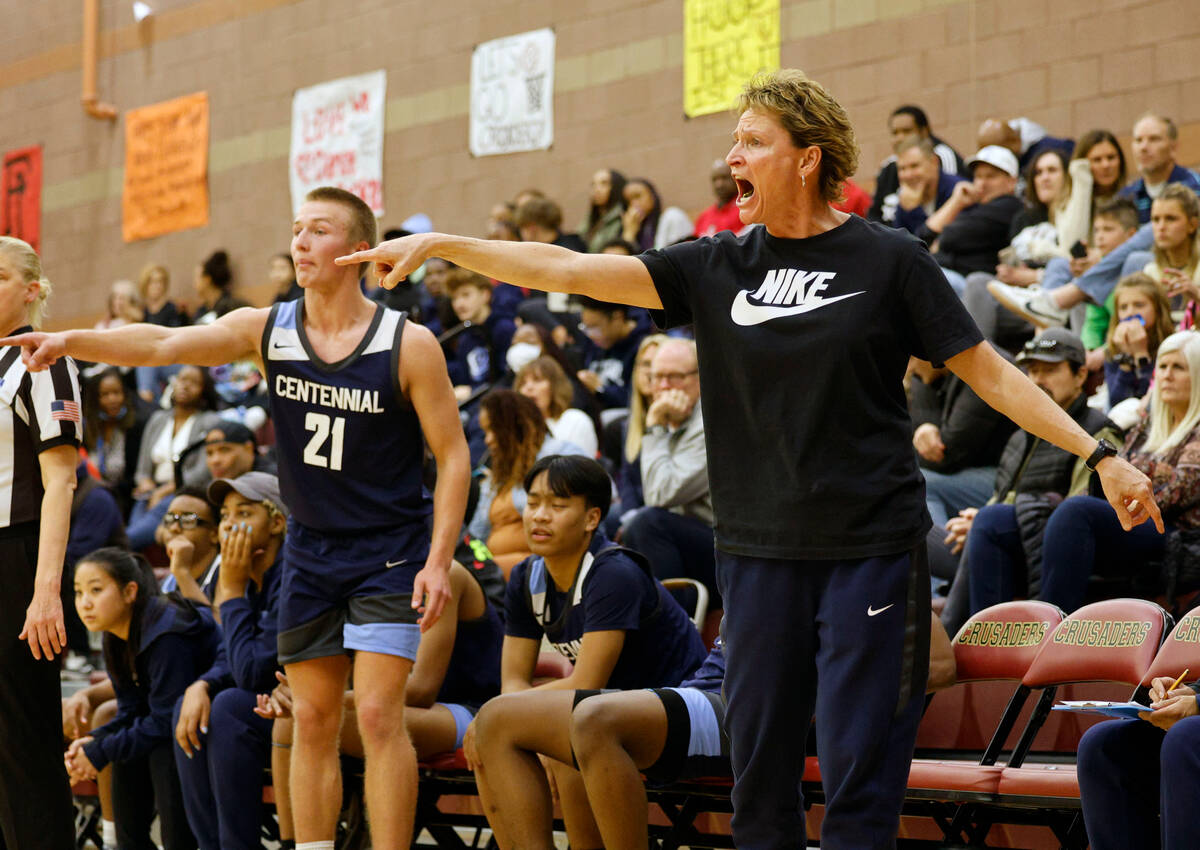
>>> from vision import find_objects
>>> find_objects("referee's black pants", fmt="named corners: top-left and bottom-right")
top-left (717, 545), bottom-right (930, 850)
top-left (0, 526), bottom-right (75, 850)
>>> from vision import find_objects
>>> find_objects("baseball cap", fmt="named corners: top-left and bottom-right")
top-left (208, 471), bottom-right (289, 518)
top-left (1016, 327), bottom-right (1086, 368)
top-left (205, 419), bottom-right (257, 447)
top-left (968, 145), bottom-right (1020, 178)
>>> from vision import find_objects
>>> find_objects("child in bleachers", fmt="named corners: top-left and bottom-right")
top-left (465, 455), bottom-right (706, 849)
top-left (445, 267), bottom-right (516, 400)
top-left (66, 547), bottom-right (220, 850)
top-left (516, 356), bottom-right (599, 456)
top-left (1103, 273), bottom-right (1175, 409)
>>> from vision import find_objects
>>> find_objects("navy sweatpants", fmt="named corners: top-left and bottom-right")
top-left (1078, 714), bottom-right (1200, 850)
top-left (717, 546), bottom-right (930, 850)
top-left (173, 687), bottom-right (273, 850)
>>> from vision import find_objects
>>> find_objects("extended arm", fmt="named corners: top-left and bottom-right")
top-left (339, 233), bottom-right (664, 309)
top-left (946, 341), bottom-right (1162, 531)
top-left (0, 307), bottom-right (266, 372)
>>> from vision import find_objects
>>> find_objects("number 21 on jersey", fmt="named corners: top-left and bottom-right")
top-left (304, 412), bottom-right (345, 470)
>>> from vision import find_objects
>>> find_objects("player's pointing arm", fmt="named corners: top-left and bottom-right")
top-left (0, 307), bottom-right (268, 372)
top-left (337, 231), bottom-right (665, 310)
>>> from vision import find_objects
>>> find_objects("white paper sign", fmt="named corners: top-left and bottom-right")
top-left (470, 28), bottom-right (555, 157)
top-left (290, 70), bottom-right (386, 216)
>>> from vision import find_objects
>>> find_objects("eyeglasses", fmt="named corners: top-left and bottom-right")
top-left (161, 512), bottom-right (212, 530)
top-left (650, 369), bottom-right (698, 385)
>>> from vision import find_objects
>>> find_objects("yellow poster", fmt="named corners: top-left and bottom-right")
top-left (684, 0), bottom-right (780, 118)
top-left (122, 92), bottom-right (210, 242)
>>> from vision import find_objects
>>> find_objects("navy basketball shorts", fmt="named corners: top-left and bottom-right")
top-left (277, 519), bottom-right (430, 665)
top-left (571, 688), bottom-right (729, 783)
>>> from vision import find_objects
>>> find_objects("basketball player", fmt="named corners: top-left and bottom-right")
top-left (2, 187), bottom-right (470, 850)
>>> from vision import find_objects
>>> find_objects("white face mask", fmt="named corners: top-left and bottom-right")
top-left (506, 342), bottom-right (542, 374)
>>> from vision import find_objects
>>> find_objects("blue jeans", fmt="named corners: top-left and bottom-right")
top-left (1038, 494), bottom-right (1167, 612)
top-left (922, 466), bottom-right (996, 528)
top-left (1075, 224), bottom-right (1154, 305)
top-left (127, 496), bottom-right (170, 550)
top-left (1078, 714), bottom-right (1200, 850)
top-left (965, 503), bottom-right (1025, 615)
top-left (940, 268), bottom-right (967, 298)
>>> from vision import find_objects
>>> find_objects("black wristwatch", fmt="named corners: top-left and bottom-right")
top-left (1085, 438), bottom-right (1119, 471)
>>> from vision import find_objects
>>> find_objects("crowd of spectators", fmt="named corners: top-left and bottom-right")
top-left (50, 102), bottom-right (1200, 847)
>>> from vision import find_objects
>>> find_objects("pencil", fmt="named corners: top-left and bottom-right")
top-left (1167, 668), bottom-right (1190, 694)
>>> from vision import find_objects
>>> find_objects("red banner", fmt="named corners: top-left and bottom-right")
top-left (1, 145), bottom-right (43, 252)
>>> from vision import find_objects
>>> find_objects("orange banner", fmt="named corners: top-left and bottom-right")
top-left (122, 92), bottom-right (209, 242)
top-left (1, 145), bottom-right (42, 252)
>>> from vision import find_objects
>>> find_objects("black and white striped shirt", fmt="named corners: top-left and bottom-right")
top-left (0, 330), bottom-right (82, 528)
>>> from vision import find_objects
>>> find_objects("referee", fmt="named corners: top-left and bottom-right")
top-left (0, 237), bottom-right (79, 849)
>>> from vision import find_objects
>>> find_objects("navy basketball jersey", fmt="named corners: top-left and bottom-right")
top-left (262, 299), bottom-right (432, 533)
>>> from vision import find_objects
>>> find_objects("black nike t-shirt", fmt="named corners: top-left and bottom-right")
top-left (638, 216), bottom-right (983, 559)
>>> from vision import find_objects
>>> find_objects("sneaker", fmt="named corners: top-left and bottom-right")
top-left (986, 280), bottom-right (1070, 329)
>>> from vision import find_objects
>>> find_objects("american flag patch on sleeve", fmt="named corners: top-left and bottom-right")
top-left (51, 399), bottom-right (81, 422)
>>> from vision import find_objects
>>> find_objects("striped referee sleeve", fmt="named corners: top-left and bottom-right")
top-left (26, 357), bottom-right (82, 451)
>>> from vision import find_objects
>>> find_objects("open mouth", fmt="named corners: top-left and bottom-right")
top-left (733, 177), bottom-right (755, 204)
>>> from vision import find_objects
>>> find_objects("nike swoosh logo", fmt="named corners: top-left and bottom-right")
top-left (385, 559), bottom-right (408, 568)
top-left (730, 289), bottom-right (865, 326)
top-left (867, 604), bottom-right (894, 617)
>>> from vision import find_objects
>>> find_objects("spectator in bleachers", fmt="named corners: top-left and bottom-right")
top-left (977, 116), bottom-right (1074, 178)
top-left (202, 420), bottom-right (272, 482)
top-left (1104, 273), bottom-right (1175, 410)
top-left (884, 137), bottom-right (966, 234)
top-left (468, 390), bottom-right (589, 575)
top-left (191, 250), bottom-right (249, 326)
top-left (917, 145), bottom-right (1023, 295)
top-left (868, 104), bottom-right (965, 222)
top-left (516, 356), bottom-right (599, 457)
top-left (94, 279), bottom-right (143, 331)
top-left (693, 160), bottom-right (745, 237)
top-left (577, 296), bottom-right (649, 409)
top-left (961, 149), bottom-right (1076, 345)
top-left (172, 473), bottom-right (286, 850)
top-left (466, 455), bottom-right (706, 850)
top-left (83, 366), bottom-right (148, 517)
top-left (268, 253), bottom-right (302, 304)
top-left (158, 485), bottom-right (222, 604)
top-left (579, 168), bottom-right (627, 253)
top-left (414, 255), bottom-right (457, 335)
top-left (126, 366), bottom-right (222, 550)
top-left (445, 267), bottom-right (516, 399)
top-left (614, 333), bottom-right (668, 523)
top-left (66, 547), bottom-right (219, 850)
top-left (1145, 184), bottom-right (1200, 326)
top-left (1038, 330), bottom-right (1200, 612)
top-left (935, 329), bottom-right (1119, 630)
top-left (988, 196), bottom-right (1147, 333)
top-left (832, 177), bottom-right (872, 217)
top-left (909, 352), bottom-right (1016, 527)
top-left (620, 339), bottom-right (717, 604)
top-left (1077, 670), bottom-right (1200, 850)
top-left (620, 177), bottom-right (693, 250)
top-left (506, 322), bottom-right (595, 417)
top-left (515, 196), bottom-right (588, 253)
top-left (1074, 198), bottom-right (1143, 354)
top-left (140, 264), bottom-right (187, 328)
top-left (1121, 114), bottom-right (1200, 223)
top-left (1069, 129), bottom-right (1128, 224)
top-left (136, 264), bottom-right (188, 403)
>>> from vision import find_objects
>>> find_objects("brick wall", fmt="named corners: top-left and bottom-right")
top-left (1, 0), bottom-right (1198, 327)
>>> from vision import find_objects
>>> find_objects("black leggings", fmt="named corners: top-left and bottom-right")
top-left (112, 741), bottom-right (197, 850)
